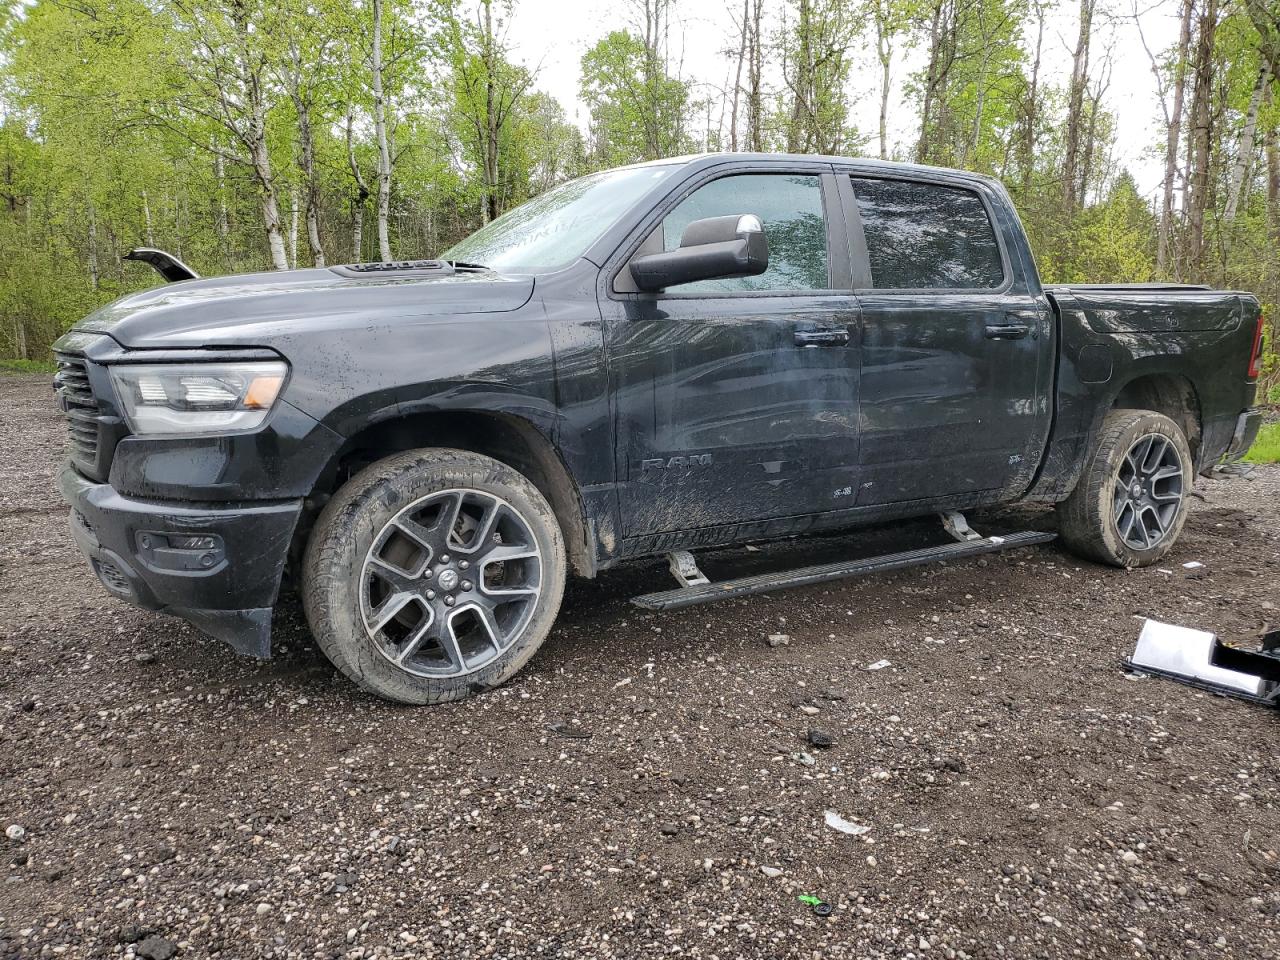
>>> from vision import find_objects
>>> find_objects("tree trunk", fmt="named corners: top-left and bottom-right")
top-left (968, 43), bottom-right (991, 164)
top-left (346, 107), bottom-right (371, 262)
top-left (12, 318), bottom-right (27, 361)
top-left (142, 189), bottom-right (155, 247)
top-left (1157, 0), bottom-right (1194, 275)
top-left (875, 0), bottom-right (891, 160)
top-left (483, 0), bottom-right (500, 222)
top-left (1224, 60), bottom-right (1272, 223)
top-left (250, 131), bottom-right (288, 271)
top-left (730, 0), bottom-right (748, 151)
top-left (917, 1), bottom-right (943, 163)
top-left (1267, 92), bottom-right (1279, 243)
top-left (288, 186), bottom-right (299, 269)
top-left (786, 0), bottom-right (813, 153)
top-left (1063, 0), bottom-right (1094, 213)
top-left (371, 0), bottom-right (393, 262)
top-left (1020, 6), bottom-right (1045, 197)
top-left (213, 148), bottom-right (230, 262)
top-left (87, 202), bottom-right (99, 290)
top-left (1186, 0), bottom-right (1219, 273)
top-left (747, 0), bottom-right (764, 151)
top-left (228, 3), bottom-right (288, 271)
top-left (290, 58), bottom-right (326, 267)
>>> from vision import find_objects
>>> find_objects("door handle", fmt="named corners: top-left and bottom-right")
top-left (984, 322), bottom-right (1030, 341)
top-left (794, 328), bottom-right (849, 347)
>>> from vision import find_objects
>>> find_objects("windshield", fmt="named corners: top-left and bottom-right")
top-left (442, 164), bottom-right (678, 273)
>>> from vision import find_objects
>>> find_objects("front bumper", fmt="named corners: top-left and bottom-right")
top-left (59, 462), bottom-right (303, 657)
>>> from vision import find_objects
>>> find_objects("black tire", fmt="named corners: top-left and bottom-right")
top-left (303, 449), bottom-right (566, 705)
top-left (1057, 408), bottom-right (1193, 568)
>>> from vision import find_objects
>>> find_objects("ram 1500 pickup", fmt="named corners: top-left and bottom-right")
top-left (52, 153), bottom-right (1266, 704)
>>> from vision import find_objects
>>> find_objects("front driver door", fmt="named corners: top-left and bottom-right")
top-left (601, 166), bottom-right (862, 538)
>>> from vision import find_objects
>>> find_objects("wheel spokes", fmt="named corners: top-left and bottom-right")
top-left (1112, 432), bottom-right (1186, 550)
top-left (435, 618), bottom-right (466, 672)
top-left (368, 590), bottom-right (419, 633)
top-left (359, 487), bottom-right (544, 680)
top-left (393, 611), bottom-right (438, 665)
top-left (430, 492), bottom-right (464, 545)
top-left (392, 515), bottom-right (438, 556)
top-left (453, 601), bottom-right (503, 655)
top-left (451, 497), bottom-right (504, 554)
top-left (368, 555), bottom-right (425, 595)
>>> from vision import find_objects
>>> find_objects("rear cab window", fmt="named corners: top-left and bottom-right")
top-left (850, 177), bottom-right (1006, 290)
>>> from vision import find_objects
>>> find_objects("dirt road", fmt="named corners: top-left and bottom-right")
top-left (3, 372), bottom-right (1279, 959)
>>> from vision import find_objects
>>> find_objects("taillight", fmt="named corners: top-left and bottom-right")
top-left (1247, 312), bottom-right (1265, 379)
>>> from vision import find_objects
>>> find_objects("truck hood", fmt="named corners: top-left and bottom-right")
top-left (70, 266), bottom-right (536, 350)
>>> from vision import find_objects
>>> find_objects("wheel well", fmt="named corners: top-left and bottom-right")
top-left (1111, 374), bottom-right (1202, 459)
top-left (300, 412), bottom-right (593, 578)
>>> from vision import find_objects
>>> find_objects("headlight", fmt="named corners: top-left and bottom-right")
top-left (109, 361), bottom-right (288, 435)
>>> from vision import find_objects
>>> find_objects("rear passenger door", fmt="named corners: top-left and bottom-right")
top-left (842, 174), bottom-right (1052, 505)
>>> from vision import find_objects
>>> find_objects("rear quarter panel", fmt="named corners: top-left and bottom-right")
top-left (1028, 287), bottom-right (1261, 500)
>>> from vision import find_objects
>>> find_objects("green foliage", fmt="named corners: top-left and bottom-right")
top-left (580, 30), bottom-right (693, 166)
top-left (0, 358), bottom-right (55, 374)
top-left (776, 0), bottom-right (862, 154)
top-left (0, 0), bottom-right (1276, 401)
top-left (1036, 173), bottom-right (1157, 283)
top-left (1242, 422), bottom-right (1280, 464)
top-left (909, 0), bottom-right (1030, 172)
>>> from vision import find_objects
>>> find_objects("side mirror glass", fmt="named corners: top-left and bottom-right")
top-left (629, 214), bottom-right (769, 292)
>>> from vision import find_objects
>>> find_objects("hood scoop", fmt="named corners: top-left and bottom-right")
top-left (330, 260), bottom-right (458, 280)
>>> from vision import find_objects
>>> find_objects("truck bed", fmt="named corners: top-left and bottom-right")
top-left (1046, 283), bottom-right (1250, 334)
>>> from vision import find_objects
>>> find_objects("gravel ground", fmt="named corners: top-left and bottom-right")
top-left (3, 371), bottom-right (1280, 960)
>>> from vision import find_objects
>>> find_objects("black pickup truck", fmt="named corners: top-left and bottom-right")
top-left (52, 153), bottom-right (1265, 704)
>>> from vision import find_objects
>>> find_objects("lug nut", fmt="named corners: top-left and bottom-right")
top-left (444, 596), bottom-right (455, 607)
top-left (461, 580), bottom-right (473, 591)
top-left (440, 554), bottom-right (450, 563)
top-left (426, 590), bottom-right (436, 600)
top-left (459, 560), bottom-right (470, 570)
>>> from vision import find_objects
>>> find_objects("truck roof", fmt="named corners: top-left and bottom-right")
top-left (625, 152), bottom-right (1003, 188)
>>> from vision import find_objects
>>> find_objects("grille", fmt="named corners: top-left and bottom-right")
top-left (54, 353), bottom-right (100, 467)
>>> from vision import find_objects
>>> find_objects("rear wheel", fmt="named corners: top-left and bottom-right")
top-left (1057, 409), bottom-right (1193, 568)
top-left (303, 449), bottom-right (566, 704)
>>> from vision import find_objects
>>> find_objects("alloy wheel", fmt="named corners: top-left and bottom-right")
top-left (1112, 433), bottom-right (1185, 550)
top-left (359, 489), bottom-right (543, 678)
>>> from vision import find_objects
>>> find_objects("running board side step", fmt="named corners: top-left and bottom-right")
top-left (631, 530), bottom-right (1057, 611)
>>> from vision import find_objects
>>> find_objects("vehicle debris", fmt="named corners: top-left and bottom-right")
top-left (866, 659), bottom-right (892, 671)
top-left (806, 729), bottom-right (835, 749)
top-left (1126, 618), bottom-right (1280, 706)
top-left (798, 894), bottom-right (834, 917)
top-left (545, 722), bottom-right (592, 740)
top-left (824, 810), bottom-right (871, 836)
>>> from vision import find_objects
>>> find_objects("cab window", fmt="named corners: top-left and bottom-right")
top-left (851, 177), bottom-right (1005, 290)
top-left (659, 174), bottom-right (829, 293)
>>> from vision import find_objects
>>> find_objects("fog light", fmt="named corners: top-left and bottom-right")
top-left (168, 535), bottom-right (218, 550)
top-left (135, 531), bottom-right (227, 573)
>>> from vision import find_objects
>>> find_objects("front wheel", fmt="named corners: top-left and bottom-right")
top-left (1056, 409), bottom-right (1193, 568)
top-left (303, 449), bottom-right (566, 704)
